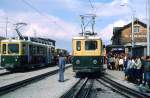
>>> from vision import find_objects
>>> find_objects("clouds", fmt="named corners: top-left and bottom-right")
top-left (99, 19), bottom-right (126, 45)
top-left (0, 0), bottom-right (147, 51)
top-left (0, 11), bottom-right (78, 40)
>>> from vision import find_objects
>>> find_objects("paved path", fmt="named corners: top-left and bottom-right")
top-left (106, 69), bottom-right (150, 94)
top-left (106, 69), bottom-right (125, 80)
top-left (0, 67), bottom-right (79, 98)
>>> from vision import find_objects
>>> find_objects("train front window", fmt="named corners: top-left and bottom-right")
top-left (85, 41), bottom-right (97, 50)
top-left (76, 41), bottom-right (81, 51)
top-left (8, 44), bottom-right (19, 54)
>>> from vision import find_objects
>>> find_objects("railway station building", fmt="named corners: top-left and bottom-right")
top-left (111, 19), bottom-right (148, 57)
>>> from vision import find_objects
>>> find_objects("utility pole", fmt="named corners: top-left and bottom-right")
top-left (5, 17), bottom-right (8, 38)
top-left (33, 29), bottom-right (37, 38)
top-left (147, 0), bottom-right (150, 56)
top-left (120, 3), bottom-right (135, 56)
top-left (131, 10), bottom-right (135, 56)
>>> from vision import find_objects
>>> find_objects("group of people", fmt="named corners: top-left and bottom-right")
top-left (107, 53), bottom-right (150, 88)
top-left (107, 53), bottom-right (126, 71)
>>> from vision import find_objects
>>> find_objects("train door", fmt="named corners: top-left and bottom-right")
top-left (21, 43), bottom-right (29, 64)
top-left (46, 46), bottom-right (51, 65)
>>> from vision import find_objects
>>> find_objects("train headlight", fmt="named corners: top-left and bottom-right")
top-left (15, 58), bottom-right (18, 62)
top-left (76, 59), bottom-right (80, 64)
top-left (2, 58), bottom-right (5, 62)
top-left (93, 59), bottom-right (97, 64)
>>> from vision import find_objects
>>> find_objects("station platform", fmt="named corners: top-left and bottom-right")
top-left (105, 69), bottom-right (150, 94)
top-left (0, 66), bottom-right (79, 98)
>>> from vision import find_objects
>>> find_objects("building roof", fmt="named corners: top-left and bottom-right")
top-left (122, 19), bottom-right (147, 30)
top-left (113, 19), bottom-right (147, 33)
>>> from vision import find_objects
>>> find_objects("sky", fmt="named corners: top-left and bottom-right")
top-left (0, 0), bottom-right (148, 52)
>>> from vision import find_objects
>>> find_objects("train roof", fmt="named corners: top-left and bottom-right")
top-left (24, 37), bottom-right (55, 46)
top-left (72, 36), bottom-right (102, 40)
top-left (1, 37), bottom-right (55, 46)
top-left (1, 39), bottom-right (26, 43)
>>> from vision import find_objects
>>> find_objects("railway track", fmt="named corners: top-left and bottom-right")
top-left (61, 76), bottom-right (150, 98)
top-left (60, 78), bottom-right (126, 98)
top-left (0, 64), bottom-right (72, 95)
top-left (100, 76), bottom-right (150, 98)
top-left (60, 78), bottom-right (93, 98)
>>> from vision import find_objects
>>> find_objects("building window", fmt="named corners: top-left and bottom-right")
top-left (134, 26), bottom-right (140, 33)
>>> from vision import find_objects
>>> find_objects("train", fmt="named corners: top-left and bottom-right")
top-left (52, 48), bottom-right (70, 65)
top-left (0, 37), bottom-right (57, 71)
top-left (72, 33), bottom-right (105, 74)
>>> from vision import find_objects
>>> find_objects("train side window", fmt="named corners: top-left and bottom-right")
top-left (2, 44), bottom-right (6, 54)
top-left (22, 44), bottom-right (26, 54)
top-left (29, 45), bottom-right (32, 54)
top-left (36, 46), bottom-right (39, 54)
top-left (51, 47), bottom-right (55, 53)
top-left (40, 47), bottom-right (44, 54)
top-left (76, 41), bottom-right (81, 51)
top-left (32, 46), bottom-right (36, 54)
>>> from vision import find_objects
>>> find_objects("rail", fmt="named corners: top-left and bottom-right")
top-left (100, 76), bottom-right (150, 98)
top-left (0, 64), bottom-right (72, 95)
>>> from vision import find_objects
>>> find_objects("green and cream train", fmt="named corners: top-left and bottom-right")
top-left (0, 37), bottom-right (55, 71)
top-left (72, 35), bottom-right (105, 74)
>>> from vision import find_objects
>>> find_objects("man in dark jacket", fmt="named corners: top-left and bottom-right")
top-left (58, 53), bottom-right (66, 82)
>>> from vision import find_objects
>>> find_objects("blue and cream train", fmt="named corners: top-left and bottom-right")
top-left (72, 35), bottom-right (105, 74)
top-left (0, 37), bottom-right (55, 71)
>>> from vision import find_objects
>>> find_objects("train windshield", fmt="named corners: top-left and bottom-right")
top-left (8, 44), bottom-right (19, 54)
top-left (85, 41), bottom-right (97, 50)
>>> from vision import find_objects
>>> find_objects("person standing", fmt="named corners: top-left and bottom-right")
top-left (135, 56), bottom-right (142, 84)
top-left (119, 57), bottom-right (124, 71)
top-left (58, 53), bottom-right (66, 82)
top-left (131, 57), bottom-right (136, 83)
top-left (115, 56), bottom-right (119, 70)
top-left (140, 56), bottom-right (145, 84)
top-left (125, 57), bottom-right (132, 80)
top-left (143, 56), bottom-right (150, 88)
top-left (124, 55), bottom-right (128, 71)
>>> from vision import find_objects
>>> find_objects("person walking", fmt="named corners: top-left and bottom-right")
top-left (58, 53), bottom-right (66, 82)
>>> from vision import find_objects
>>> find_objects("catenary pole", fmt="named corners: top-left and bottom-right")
top-left (147, 0), bottom-right (150, 56)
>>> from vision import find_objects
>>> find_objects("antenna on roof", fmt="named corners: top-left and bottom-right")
top-left (80, 14), bottom-right (97, 36)
top-left (14, 22), bottom-right (27, 40)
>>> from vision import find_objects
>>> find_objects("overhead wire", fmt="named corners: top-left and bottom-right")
top-left (20, 0), bottom-right (67, 33)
